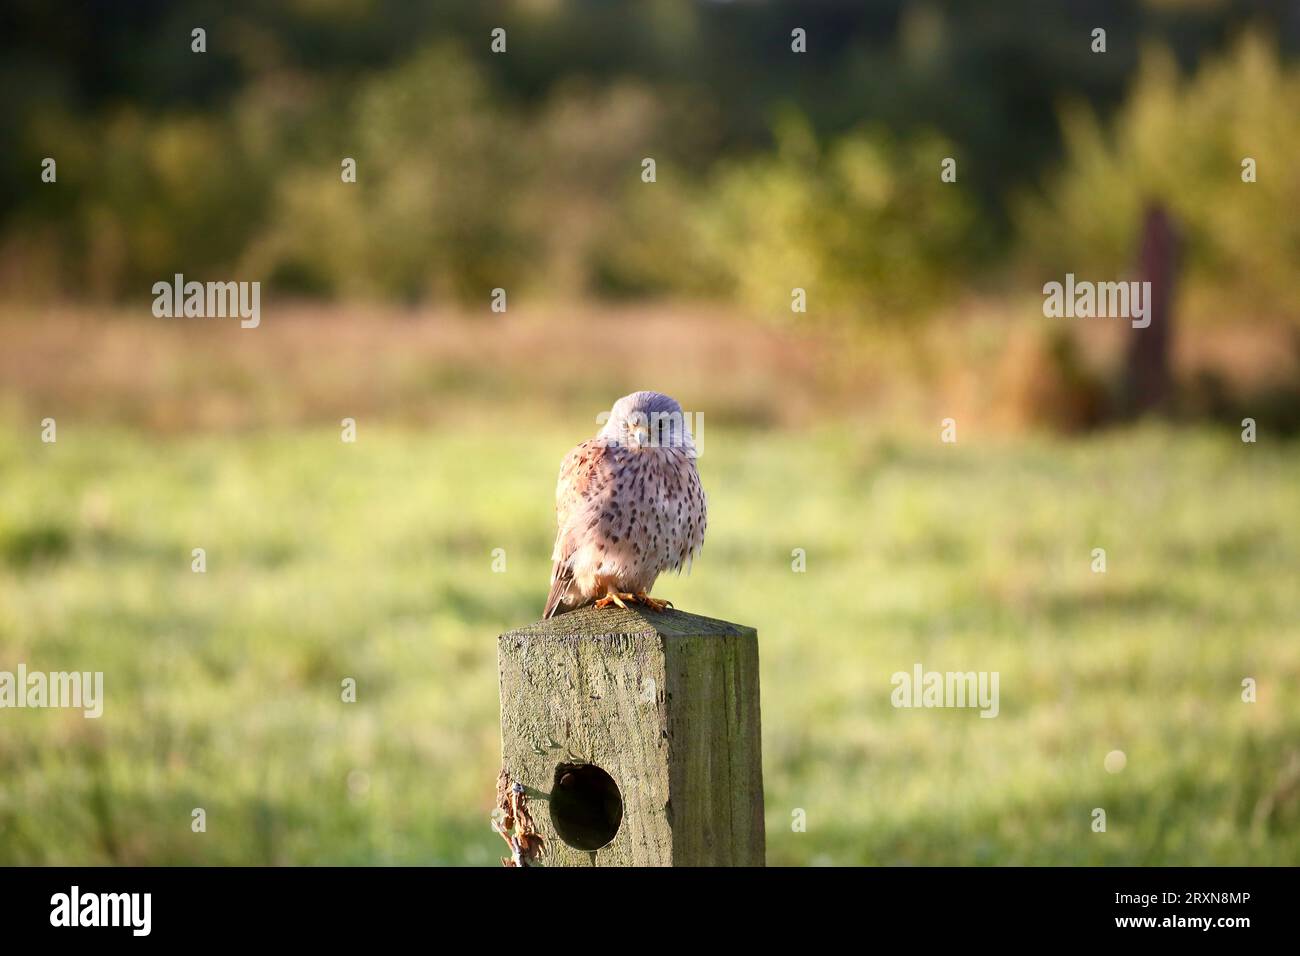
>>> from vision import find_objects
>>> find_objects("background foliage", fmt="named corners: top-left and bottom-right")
top-left (3, 0), bottom-right (1298, 319)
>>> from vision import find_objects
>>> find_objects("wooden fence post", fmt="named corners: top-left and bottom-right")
top-left (497, 604), bottom-right (765, 866)
top-left (1123, 201), bottom-right (1180, 416)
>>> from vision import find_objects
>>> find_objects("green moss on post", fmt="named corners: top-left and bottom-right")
top-left (497, 605), bottom-right (765, 866)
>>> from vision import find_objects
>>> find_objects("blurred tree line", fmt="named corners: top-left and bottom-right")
top-left (1, 0), bottom-right (1297, 319)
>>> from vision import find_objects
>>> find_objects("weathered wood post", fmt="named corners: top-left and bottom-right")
top-left (497, 604), bottom-right (765, 866)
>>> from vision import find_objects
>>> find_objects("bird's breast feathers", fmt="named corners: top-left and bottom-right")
top-left (554, 440), bottom-right (706, 582)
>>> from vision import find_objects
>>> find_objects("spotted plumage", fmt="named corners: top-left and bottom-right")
top-left (543, 391), bottom-right (707, 618)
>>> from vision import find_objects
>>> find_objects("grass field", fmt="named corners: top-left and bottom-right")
top-left (3, 418), bottom-right (1297, 865)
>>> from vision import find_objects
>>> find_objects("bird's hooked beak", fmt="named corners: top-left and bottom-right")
top-left (625, 419), bottom-right (651, 449)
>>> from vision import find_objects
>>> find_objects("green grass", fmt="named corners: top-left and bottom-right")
top-left (1, 422), bottom-right (1298, 865)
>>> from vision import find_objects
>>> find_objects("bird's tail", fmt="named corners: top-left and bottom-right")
top-left (542, 563), bottom-right (573, 619)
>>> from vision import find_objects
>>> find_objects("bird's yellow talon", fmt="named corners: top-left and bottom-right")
top-left (635, 592), bottom-right (672, 612)
top-left (593, 591), bottom-right (672, 611)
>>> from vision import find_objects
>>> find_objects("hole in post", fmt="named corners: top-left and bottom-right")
top-left (550, 762), bottom-right (623, 852)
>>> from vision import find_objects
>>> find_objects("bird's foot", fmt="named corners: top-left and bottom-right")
top-left (594, 591), bottom-right (636, 610)
top-left (634, 592), bottom-right (673, 612)
top-left (592, 591), bottom-right (672, 612)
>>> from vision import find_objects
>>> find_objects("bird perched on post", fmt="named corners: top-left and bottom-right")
top-left (542, 391), bottom-right (706, 618)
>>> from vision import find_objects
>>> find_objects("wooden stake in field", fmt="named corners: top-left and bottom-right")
top-left (496, 605), bottom-right (765, 866)
top-left (1123, 202), bottom-right (1180, 417)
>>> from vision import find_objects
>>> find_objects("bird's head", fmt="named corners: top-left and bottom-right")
top-left (598, 390), bottom-right (694, 454)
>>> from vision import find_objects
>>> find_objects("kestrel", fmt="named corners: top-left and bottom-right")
top-left (542, 391), bottom-right (707, 618)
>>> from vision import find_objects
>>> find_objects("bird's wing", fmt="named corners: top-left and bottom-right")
top-left (680, 452), bottom-right (708, 571)
top-left (542, 439), bottom-right (613, 618)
